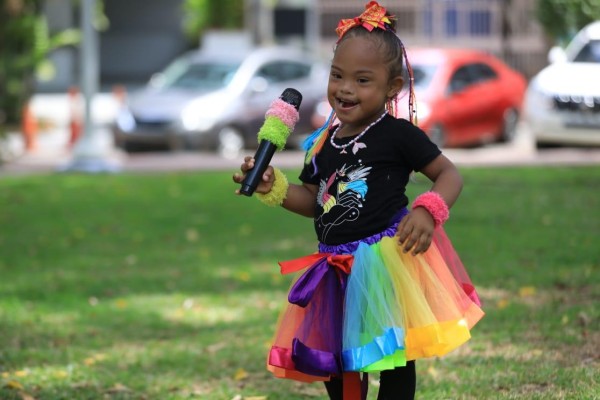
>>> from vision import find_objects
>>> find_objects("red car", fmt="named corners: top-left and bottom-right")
top-left (312, 48), bottom-right (527, 147)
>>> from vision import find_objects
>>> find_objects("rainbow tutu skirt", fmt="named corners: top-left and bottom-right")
top-left (267, 211), bottom-right (484, 383)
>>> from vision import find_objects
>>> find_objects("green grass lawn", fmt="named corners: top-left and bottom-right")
top-left (0, 166), bottom-right (598, 399)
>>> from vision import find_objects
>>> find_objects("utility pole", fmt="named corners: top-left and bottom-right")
top-left (500, 0), bottom-right (513, 65)
top-left (306, 0), bottom-right (321, 55)
top-left (63, 0), bottom-right (119, 173)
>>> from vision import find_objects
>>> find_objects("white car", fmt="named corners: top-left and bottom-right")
top-left (524, 21), bottom-right (600, 147)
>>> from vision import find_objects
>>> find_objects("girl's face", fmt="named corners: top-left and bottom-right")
top-left (328, 35), bottom-right (403, 134)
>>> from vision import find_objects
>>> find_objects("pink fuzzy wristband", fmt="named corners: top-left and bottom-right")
top-left (412, 191), bottom-right (449, 226)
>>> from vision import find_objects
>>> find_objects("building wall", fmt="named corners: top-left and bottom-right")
top-left (316, 0), bottom-right (549, 78)
top-left (100, 0), bottom-right (190, 86)
top-left (38, 0), bottom-right (550, 93)
top-left (37, 0), bottom-right (191, 91)
top-left (36, 0), bottom-right (77, 92)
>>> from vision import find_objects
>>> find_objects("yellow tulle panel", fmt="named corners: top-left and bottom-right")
top-left (405, 319), bottom-right (470, 360)
top-left (379, 237), bottom-right (483, 359)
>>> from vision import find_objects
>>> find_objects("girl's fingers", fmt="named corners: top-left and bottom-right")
top-left (240, 157), bottom-right (254, 172)
top-left (411, 233), bottom-right (432, 255)
top-left (234, 157), bottom-right (256, 193)
top-left (402, 233), bottom-right (417, 253)
top-left (401, 228), bottom-right (433, 255)
top-left (411, 237), bottom-right (424, 255)
top-left (396, 219), bottom-right (410, 243)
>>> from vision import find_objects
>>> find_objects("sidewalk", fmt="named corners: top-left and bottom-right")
top-left (3, 123), bottom-right (600, 176)
top-left (4, 90), bottom-right (600, 175)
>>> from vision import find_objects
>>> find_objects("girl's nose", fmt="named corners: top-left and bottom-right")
top-left (339, 80), bottom-right (353, 94)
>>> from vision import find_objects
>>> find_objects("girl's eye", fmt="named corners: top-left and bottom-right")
top-left (357, 78), bottom-right (369, 83)
top-left (330, 72), bottom-right (341, 79)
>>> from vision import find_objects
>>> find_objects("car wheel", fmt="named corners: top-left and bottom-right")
top-left (168, 134), bottom-right (185, 152)
top-left (428, 124), bottom-right (446, 148)
top-left (122, 142), bottom-right (134, 153)
top-left (217, 126), bottom-right (244, 159)
top-left (121, 141), bottom-right (141, 153)
top-left (535, 140), bottom-right (560, 149)
top-left (113, 135), bottom-right (131, 152)
top-left (500, 108), bottom-right (519, 143)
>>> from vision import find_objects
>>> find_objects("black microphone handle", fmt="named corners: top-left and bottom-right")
top-left (239, 140), bottom-right (278, 196)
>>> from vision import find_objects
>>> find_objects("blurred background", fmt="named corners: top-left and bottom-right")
top-left (1, 0), bottom-right (599, 165)
top-left (1, 4), bottom-right (598, 399)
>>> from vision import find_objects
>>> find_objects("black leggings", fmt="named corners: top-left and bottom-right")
top-left (324, 361), bottom-right (416, 400)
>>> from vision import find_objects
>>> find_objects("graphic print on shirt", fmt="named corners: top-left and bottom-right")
top-left (316, 163), bottom-right (372, 241)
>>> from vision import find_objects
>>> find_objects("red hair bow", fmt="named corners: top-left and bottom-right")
top-left (335, 1), bottom-right (394, 40)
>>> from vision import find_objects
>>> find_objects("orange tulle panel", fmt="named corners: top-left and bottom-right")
top-left (379, 236), bottom-right (484, 359)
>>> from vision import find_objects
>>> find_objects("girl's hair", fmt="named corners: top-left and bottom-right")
top-left (302, 1), bottom-right (417, 171)
top-left (338, 16), bottom-right (404, 87)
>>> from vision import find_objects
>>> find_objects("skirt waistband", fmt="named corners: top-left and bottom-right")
top-left (318, 208), bottom-right (408, 255)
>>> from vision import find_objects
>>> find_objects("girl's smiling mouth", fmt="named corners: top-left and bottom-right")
top-left (336, 98), bottom-right (358, 109)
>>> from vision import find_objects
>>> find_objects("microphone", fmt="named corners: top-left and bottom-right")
top-left (240, 88), bottom-right (302, 196)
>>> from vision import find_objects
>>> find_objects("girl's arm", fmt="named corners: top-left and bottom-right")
top-left (420, 154), bottom-right (463, 208)
top-left (233, 156), bottom-right (317, 218)
top-left (396, 154), bottom-right (463, 255)
top-left (282, 182), bottom-right (318, 218)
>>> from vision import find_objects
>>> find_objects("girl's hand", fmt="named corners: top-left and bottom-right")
top-left (232, 156), bottom-right (275, 195)
top-left (396, 207), bottom-right (435, 255)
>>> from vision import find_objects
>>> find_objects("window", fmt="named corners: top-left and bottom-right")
top-left (257, 61), bottom-right (311, 83)
top-left (278, 62), bottom-right (312, 81)
top-left (405, 64), bottom-right (437, 90)
top-left (573, 40), bottom-right (600, 63)
top-left (445, 7), bottom-right (458, 36)
top-left (449, 62), bottom-right (498, 93)
top-left (163, 60), bottom-right (240, 90)
top-left (469, 10), bottom-right (491, 36)
top-left (469, 63), bottom-right (498, 83)
top-left (449, 66), bottom-right (474, 93)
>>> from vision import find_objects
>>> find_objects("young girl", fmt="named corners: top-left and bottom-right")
top-left (233, 2), bottom-right (484, 399)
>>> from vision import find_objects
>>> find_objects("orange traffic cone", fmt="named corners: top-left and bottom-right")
top-left (21, 100), bottom-right (38, 152)
top-left (68, 86), bottom-right (82, 149)
top-left (112, 84), bottom-right (127, 106)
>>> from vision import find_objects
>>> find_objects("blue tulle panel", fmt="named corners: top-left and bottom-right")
top-left (342, 242), bottom-right (407, 371)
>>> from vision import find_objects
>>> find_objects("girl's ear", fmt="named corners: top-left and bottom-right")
top-left (387, 76), bottom-right (404, 99)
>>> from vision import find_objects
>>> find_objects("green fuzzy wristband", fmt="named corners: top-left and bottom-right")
top-left (257, 117), bottom-right (290, 151)
top-left (256, 168), bottom-right (289, 207)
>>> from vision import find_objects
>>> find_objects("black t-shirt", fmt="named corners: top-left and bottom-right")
top-left (299, 115), bottom-right (441, 245)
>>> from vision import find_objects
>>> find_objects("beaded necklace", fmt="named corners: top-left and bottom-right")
top-left (329, 111), bottom-right (387, 154)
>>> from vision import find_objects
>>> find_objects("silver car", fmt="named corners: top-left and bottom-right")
top-left (112, 47), bottom-right (327, 157)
